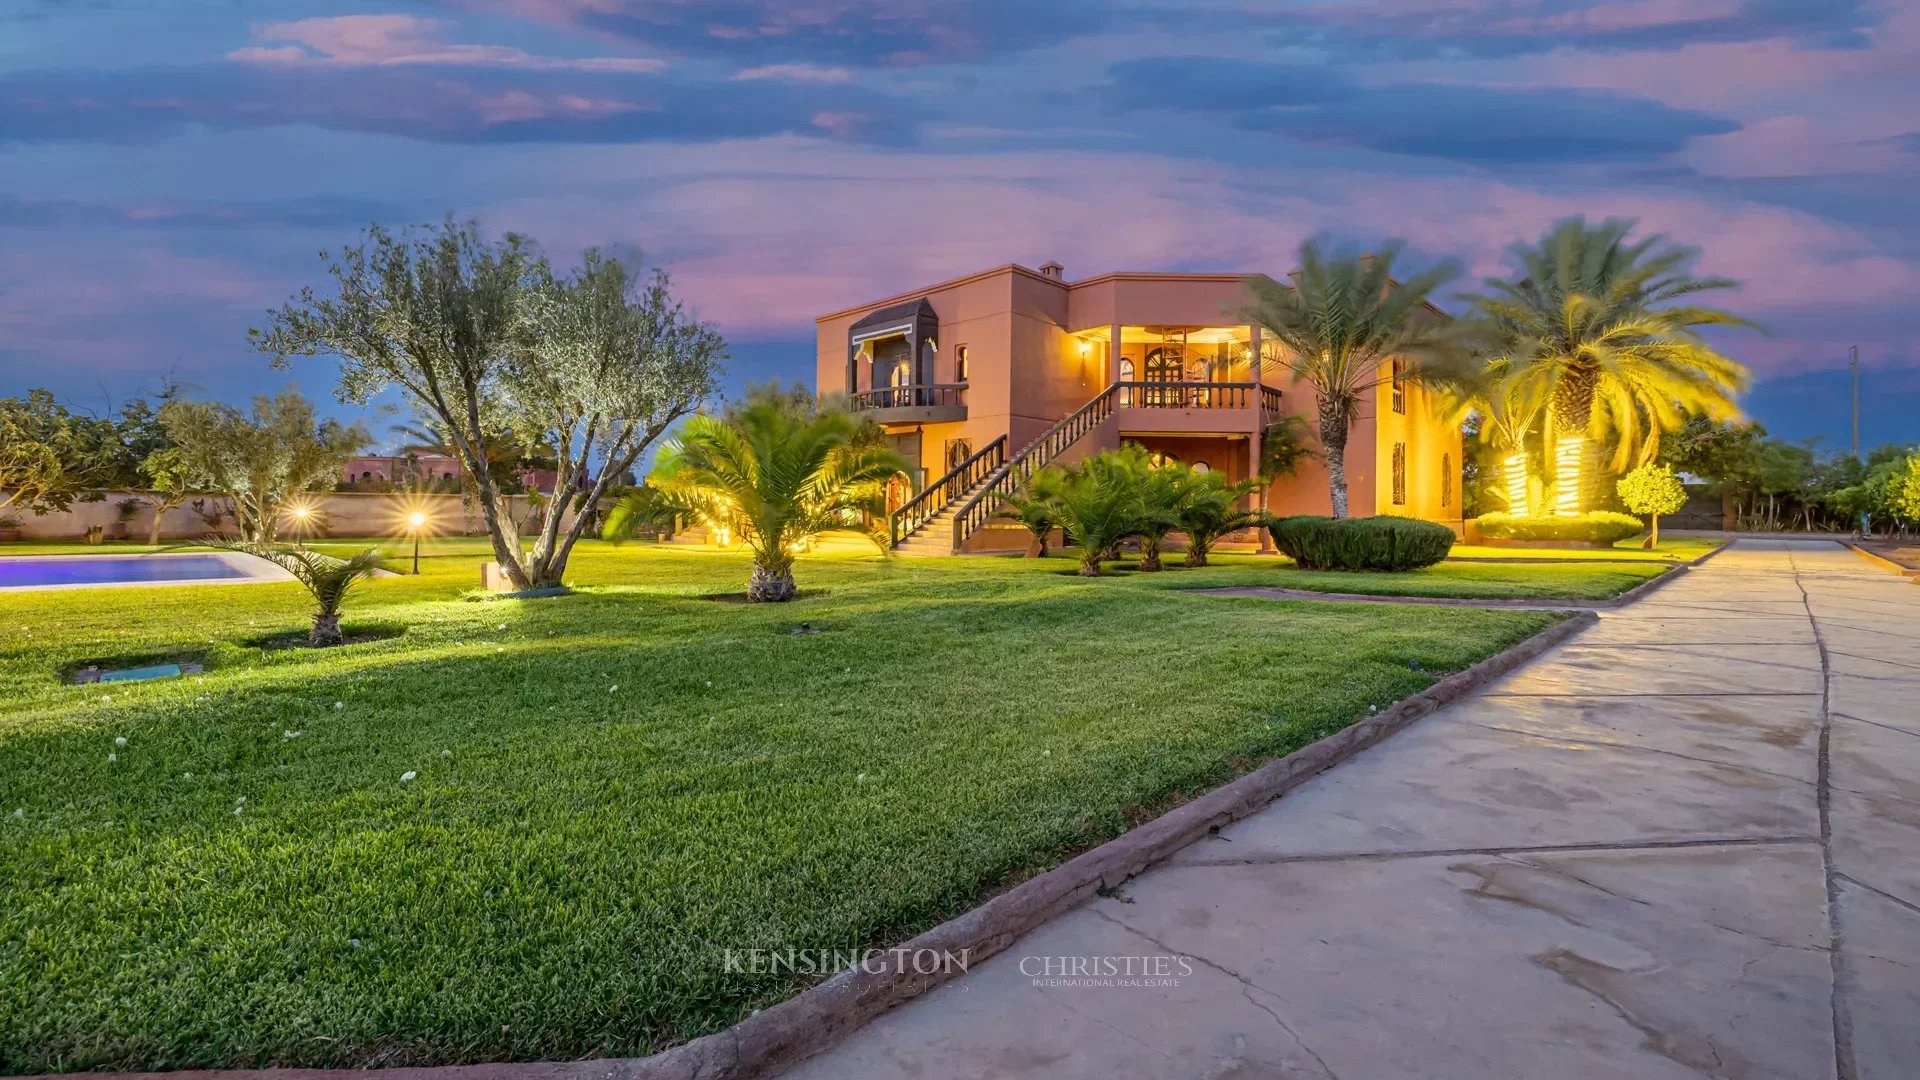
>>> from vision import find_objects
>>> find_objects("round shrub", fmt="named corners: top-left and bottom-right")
top-left (1268, 514), bottom-right (1456, 571)
top-left (1474, 511), bottom-right (1644, 544)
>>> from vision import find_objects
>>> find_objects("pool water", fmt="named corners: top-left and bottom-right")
top-left (0, 555), bottom-right (250, 588)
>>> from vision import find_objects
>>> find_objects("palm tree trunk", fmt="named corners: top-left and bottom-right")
top-left (1027, 530), bottom-right (1048, 558)
top-left (1139, 538), bottom-right (1162, 571)
top-left (1184, 538), bottom-right (1210, 568)
top-left (748, 558), bottom-right (797, 602)
top-left (1318, 396), bottom-right (1353, 519)
top-left (1078, 552), bottom-right (1103, 577)
top-left (310, 613), bottom-right (343, 647)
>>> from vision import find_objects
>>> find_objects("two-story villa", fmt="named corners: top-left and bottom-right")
top-left (814, 260), bottom-right (1463, 554)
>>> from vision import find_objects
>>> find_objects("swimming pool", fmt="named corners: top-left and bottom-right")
top-left (0, 552), bottom-right (291, 591)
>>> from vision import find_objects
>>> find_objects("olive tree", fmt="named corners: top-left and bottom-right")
top-left (253, 221), bottom-right (723, 589)
top-left (158, 393), bottom-right (367, 542)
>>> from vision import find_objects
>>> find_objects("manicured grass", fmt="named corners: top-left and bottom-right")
top-left (1082, 552), bottom-right (1673, 600)
top-left (1446, 538), bottom-right (1720, 563)
top-left (0, 543), bottom-right (1564, 1070)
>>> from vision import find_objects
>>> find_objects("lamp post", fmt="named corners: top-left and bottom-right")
top-left (408, 511), bottom-right (425, 575)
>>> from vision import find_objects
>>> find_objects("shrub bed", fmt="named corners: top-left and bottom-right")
top-left (1268, 515), bottom-right (1456, 571)
top-left (1474, 511), bottom-right (1644, 545)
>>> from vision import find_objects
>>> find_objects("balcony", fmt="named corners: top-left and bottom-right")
top-left (850, 383), bottom-right (968, 425)
top-left (1113, 381), bottom-right (1283, 434)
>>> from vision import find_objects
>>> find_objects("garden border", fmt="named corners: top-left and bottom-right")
top-left (1844, 541), bottom-right (1920, 580)
top-left (70, 610), bottom-right (1600, 1080)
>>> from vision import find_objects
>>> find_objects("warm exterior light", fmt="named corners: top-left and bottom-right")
top-left (1077, 340), bottom-right (1092, 356)
top-left (1554, 437), bottom-right (1584, 516)
top-left (408, 511), bottom-right (426, 529)
top-left (1504, 453), bottom-right (1529, 516)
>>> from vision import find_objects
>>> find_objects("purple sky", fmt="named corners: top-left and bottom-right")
top-left (3, 0), bottom-right (1917, 452)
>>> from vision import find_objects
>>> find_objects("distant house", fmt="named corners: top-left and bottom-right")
top-left (341, 451), bottom-right (560, 495)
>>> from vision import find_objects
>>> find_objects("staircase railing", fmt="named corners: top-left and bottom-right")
top-left (889, 435), bottom-right (1006, 546)
top-left (949, 384), bottom-right (1118, 552)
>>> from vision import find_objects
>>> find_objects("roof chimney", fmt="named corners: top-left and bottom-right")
top-left (1038, 260), bottom-right (1064, 280)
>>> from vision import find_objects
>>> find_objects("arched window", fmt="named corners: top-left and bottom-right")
top-left (1390, 358), bottom-right (1407, 414)
top-left (1191, 461), bottom-right (1212, 474)
top-left (888, 359), bottom-right (911, 406)
top-left (1441, 453), bottom-right (1453, 508)
top-left (1118, 357), bottom-right (1136, 406)
top-left (954, 345), bottom-right (969, 382)
top-left (1391, 443), bottom-right (1407, 505)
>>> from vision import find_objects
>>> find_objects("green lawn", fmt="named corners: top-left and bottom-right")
top-left (1446, 538), bottom-right (1720, 563)
top-left (0, 542), bottom-right (1568, 1070)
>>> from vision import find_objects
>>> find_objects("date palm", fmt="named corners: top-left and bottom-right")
top-left (1469, 217), bottom-right (1754, 503)
top-left (1178, 474), bottom-right (1264, 567)
top-left (604, 390), bottom-right (906, 601)
top-left (1239, 240), bottom-right (1465, 518)
top-left (211, 541), bottom-right (383, 646)
top-left (994, 467), bottom-right (1066, 557)
top-left (1051, 453), bottom-right (1151, 578)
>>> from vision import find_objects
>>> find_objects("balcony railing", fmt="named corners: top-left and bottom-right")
top-left (1114, 381), bottom-right (1260, 409)
top-left (851, 383), bottom-right (968, 411)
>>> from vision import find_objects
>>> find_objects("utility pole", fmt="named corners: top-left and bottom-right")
top-left (1850, 345), bottom-right (1861, 462)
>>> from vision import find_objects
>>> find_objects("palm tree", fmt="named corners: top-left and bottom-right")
top-left (1050, 452), bottom-right (1150, 578)
top-left (1468, 217), bottom-right (1753, 507)
top-left (1434, 357), bottom-right (1548, 515)
top-left (603, 391), bottom-right (906, 602)
top-left (1239, 240), bottom-right (1466, 517)
top-left (1178, 475), bottom-right (1264, 567)
top-left (212, 541), bottom-right (383, 645)
top-left (994, 467), bottom-right (1066, 557)
top-left (1131, 451), bottom-right (1188, 572)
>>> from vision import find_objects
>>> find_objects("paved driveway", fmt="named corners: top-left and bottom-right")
top-left (784, 541), bottom-right (1919, 1080)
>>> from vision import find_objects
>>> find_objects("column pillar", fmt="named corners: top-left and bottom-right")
top-left (1108, 323), bottom-right (1122, 385)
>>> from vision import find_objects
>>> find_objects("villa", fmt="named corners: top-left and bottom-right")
top-left (814, 261), bottom-right (1463, 554)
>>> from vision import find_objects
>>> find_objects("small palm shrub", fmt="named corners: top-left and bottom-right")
top-left (1051, 454), bottom-right (1150, 577)
top-left (1269, 515), bottom-right (1455, 571)
top-left (993, 467), bottom-right (1066, 557)
top-left (1178, 475), bottom-right (1263, 568)
top-left (212, 541), bottom-right (383, 645)
top-left (1475, 511), bottom-right (1643, 545)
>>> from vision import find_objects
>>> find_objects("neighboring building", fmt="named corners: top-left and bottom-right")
top-left (813, 260), bottom-right (1463, 554)
top-left (342, 452), bottom-right (560, 495)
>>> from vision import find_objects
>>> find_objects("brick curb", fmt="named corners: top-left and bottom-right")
top-left (42, 614), bottom-right (1598, 1080)
top-left (1843, 541), bottom-right (1920, 580)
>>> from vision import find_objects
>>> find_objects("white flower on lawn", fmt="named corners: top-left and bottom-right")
top-left (233, 805), bottom-right (244, 815)
top-left (609, 684), bottom-right (618, 693)
top-left (334, 701), bottom-right (345, 710)
top-left (12, 808), bottom-right (23, 819)
top-left (114, 736), bottom-right (127, 747)
top-left (855, 773), bottom-right (868, 784)
top-left (107, 753), bottom-right (117, 763)
top-left (401, 771), bottom-right (417, 782)
top-left (497, 624), bottom-right (506, 631)
top-left (349, 938), bottom-right (362, 949)
top-left (1368, 705), bottom-right (1378, 714)
top-left (704, 680), bottom-right (712, 688)
top-left (283, 730), bottom-right (303, 740)
top-left (440, 749), bottom-right (452, 759)
top-left (1042, 750), bottom-right (1051, 757)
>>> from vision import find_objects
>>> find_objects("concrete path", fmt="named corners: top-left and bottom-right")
top-left (783, 541), bottom-right (1920, 1080)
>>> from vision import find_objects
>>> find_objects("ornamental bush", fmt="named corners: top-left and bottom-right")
top-left (1268, 514), bottom-right (1456, 571)
top-left (1474, 511), bottom-right (1644, 544)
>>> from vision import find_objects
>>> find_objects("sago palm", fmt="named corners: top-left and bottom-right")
top-left (1178, 474), bottom-right (1263, 567)
top-left (605, 393), bottom-right (906, 602)
top-left (212, 541), bottom-right (383, 646)
top-left (1239, 239), bottom-right (1466, 518)
top-left (1469, 217), bottom-right (1754, 504)
top-left (1434, 356), bottom-right (1549, 515)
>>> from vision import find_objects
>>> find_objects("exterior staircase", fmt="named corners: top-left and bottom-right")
top-left (888, 384), bottom-right (1120, 554)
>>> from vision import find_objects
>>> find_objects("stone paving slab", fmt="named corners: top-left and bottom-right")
top-left (776, 542), bottom-right (1919, 1080)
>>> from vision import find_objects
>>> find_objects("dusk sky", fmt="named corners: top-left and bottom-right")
top-left (3, 0), bottom-right (1917, 452)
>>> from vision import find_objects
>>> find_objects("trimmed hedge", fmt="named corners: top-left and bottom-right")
top-left (1268, 514), bottom-right (1457, 571)
top-left (1475, 511), bottom-right (1644, 544)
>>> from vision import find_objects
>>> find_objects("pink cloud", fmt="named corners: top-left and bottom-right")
top-left (734, 64), bottom-right (855, 83)
top-left (229, 14), bottom-right (665, 73)
top-left (469, 138), bottom-right (1917, 383)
